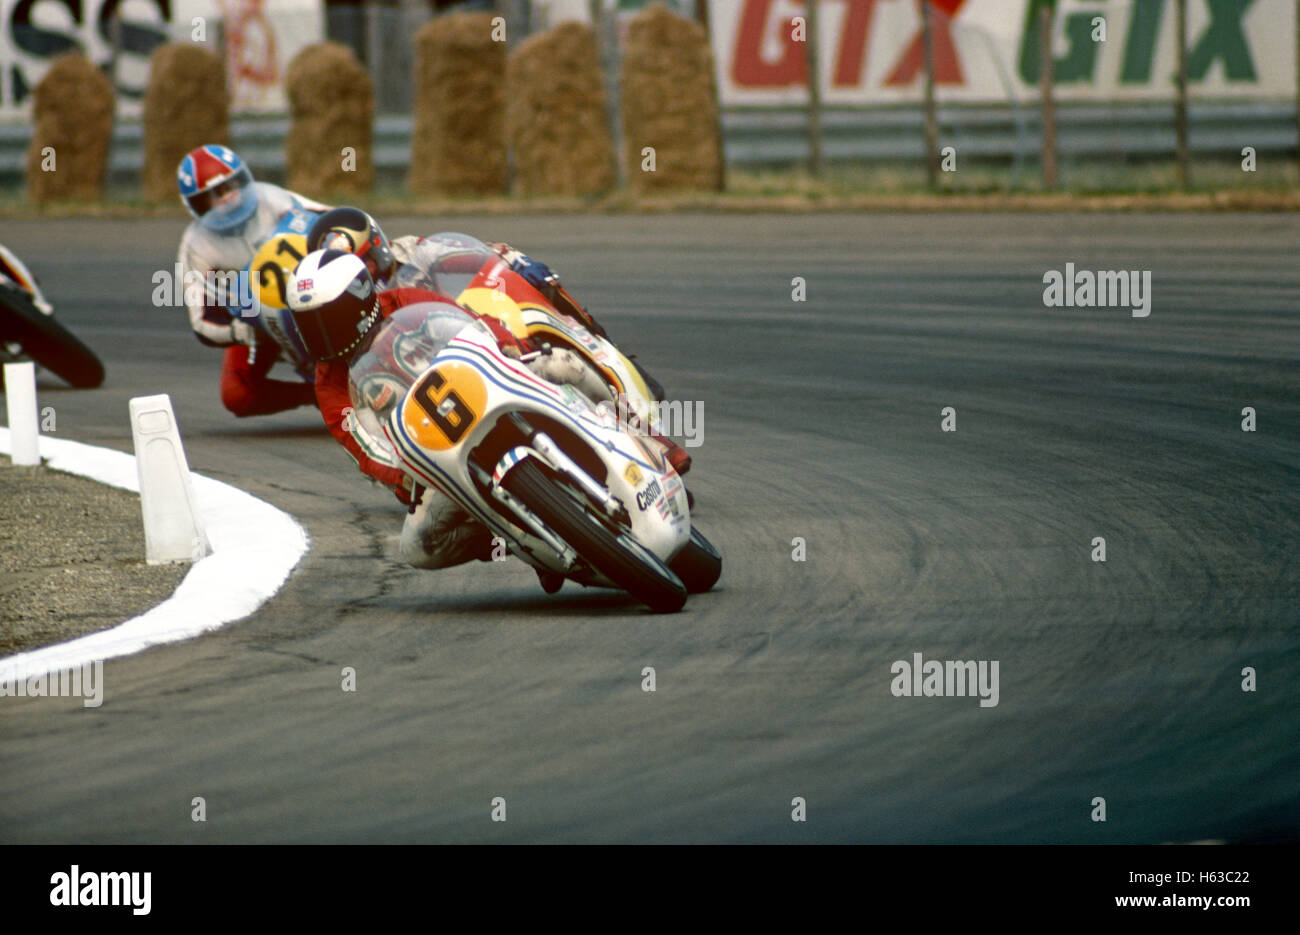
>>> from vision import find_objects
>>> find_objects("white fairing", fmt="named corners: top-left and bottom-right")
top-left (383, 322), bottom-right (691, 584)
top-left (348, 302), bottom-right (471, 471)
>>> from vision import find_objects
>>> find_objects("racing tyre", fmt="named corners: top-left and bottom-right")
top-left (669, 527), bottom-right (722, 594)
top-left (501, 457), bottom-right (687, 613)
top-left (0, 282), bottom-right (104, 388)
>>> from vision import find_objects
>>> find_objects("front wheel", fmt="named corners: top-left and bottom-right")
top-left (0, 282), bottom-right (104, 388)
top-left (500, 457), bottom-right (687, 613)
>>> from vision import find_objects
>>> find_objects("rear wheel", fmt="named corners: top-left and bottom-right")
top-left (0, 282), bottom-right (104, 388)
top-left (500, 457), bottom-right (686, 613)
top-left (669, 527), bottom-right (722, 594)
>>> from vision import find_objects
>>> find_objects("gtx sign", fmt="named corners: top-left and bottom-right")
top-left (711, 0), bottom-right (1295, 105)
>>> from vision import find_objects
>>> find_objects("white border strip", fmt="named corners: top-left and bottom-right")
top-left (0, 427), bottom-right (309, 682)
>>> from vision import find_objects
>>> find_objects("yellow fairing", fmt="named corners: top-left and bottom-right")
top-left (250, 233), bottom-right (309, 309)
top-left (456, 287), bottom-right (530, 338)
top-left (455, 286), bottom-right (654, 406)
top-left (523, 322), bottom-right (656, 403)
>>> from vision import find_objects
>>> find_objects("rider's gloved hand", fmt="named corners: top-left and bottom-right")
top-left (514, 255), bottom-right (558, 291)
top-left (491, 242), bottom-right (558, 291)
top-left (477, 314), bottom-right (536, 359)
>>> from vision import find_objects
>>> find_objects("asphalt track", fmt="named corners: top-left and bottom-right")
top-left (1, 213), bottom-right (1297, 844)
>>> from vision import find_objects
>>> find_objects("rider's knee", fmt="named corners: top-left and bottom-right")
top-left (399, 497), bottom-right (492, 568)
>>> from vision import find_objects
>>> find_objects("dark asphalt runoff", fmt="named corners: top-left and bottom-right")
top-left (1, 213), bottom-right (1297, 843)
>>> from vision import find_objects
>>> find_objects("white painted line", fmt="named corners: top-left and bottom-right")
top-left (0, 427), bottom-right (309, 682)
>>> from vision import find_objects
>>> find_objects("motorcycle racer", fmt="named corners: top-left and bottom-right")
top-left (175, 144), bottom-right (328, 417)
top-left (282, 248), bottom-right (618, 569)
top-left (304, 207), bottom-right (599, 333)
top-left (301, 207), bottom-right (687, 476)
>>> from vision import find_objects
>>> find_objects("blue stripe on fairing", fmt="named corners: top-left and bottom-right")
top-left (389, 389), bottom-right (556, 560)
top-left (390, 418), bottom-right (509, 535)
top-left (391, 423), bottom-right (539, 559)
top-left (436, 338), bottom-right (661, 473)
top-left (389, 336), bottom-right (662, 557)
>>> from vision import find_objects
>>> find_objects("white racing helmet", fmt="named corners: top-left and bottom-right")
top-left (283, 249), bottom-right (382, 362)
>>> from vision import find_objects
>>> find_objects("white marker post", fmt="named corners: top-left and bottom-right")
top-left (4, 361), bottom-right (40, 465)
top-left (129, 394), bottom-right (211, 564)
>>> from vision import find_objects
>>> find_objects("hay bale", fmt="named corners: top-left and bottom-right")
top-left (142, 43), bottom-right (229, 203)
top-left (620, 2), bottom-right (723, 193)
top-left (25, 52), bottom-right (114, 204)
top-left (286, 42), bottom-right (373, 196)
top-left (506, 22), bottom-right (614, 197)
top-left (411, 12), bottom-right (507, 196)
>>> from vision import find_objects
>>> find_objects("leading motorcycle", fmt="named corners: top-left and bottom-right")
top-left (346, 262), bottom-right (721, 612)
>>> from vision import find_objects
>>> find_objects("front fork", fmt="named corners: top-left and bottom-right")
top-left (478, 414), bottom-right (632, 566)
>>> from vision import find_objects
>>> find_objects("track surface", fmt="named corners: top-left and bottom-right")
top-left (1, 214), bottom-right (1297, 843)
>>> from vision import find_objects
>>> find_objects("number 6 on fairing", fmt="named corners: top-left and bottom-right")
top-left (410, 366), bottom-right (479, 445)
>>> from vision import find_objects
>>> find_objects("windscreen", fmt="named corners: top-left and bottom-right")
top-left (347, 302), bottom-right (477, 462)
top-left (393, 232), bottom-right (498, 299)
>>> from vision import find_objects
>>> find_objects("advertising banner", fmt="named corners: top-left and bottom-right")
top-left (711, 0), bottom-right (1296, 106)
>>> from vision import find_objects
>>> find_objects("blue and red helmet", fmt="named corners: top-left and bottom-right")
top-left (177, 145), bottom-right (257, 230)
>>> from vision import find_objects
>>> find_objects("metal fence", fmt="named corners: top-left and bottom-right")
top-left (0, 101), bottom-right (1294, 188)
top-left (724, 101), bottom-right (1299, 165)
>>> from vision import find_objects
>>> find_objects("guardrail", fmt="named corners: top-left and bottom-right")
top-left (721, 101), bottom-right (1298, 165)
top-left (1, 102), bottom-right (1295, 186)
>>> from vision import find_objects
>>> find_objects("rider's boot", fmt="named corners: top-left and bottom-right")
top-left (535, 567), bottom-right (564, 594)
top-left (546, 286), bottom-right (668, 403)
